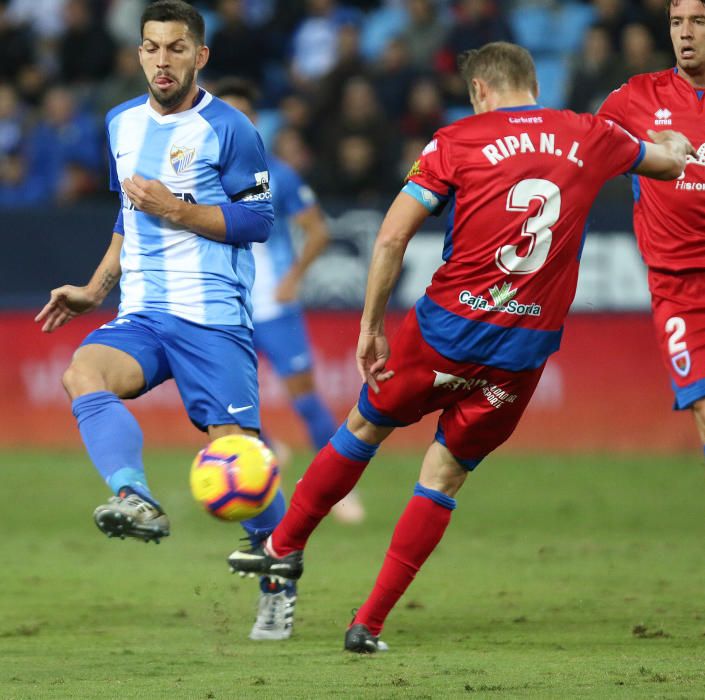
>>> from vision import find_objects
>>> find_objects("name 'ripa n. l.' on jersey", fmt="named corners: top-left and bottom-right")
top-left (402, 106), bottom-right (644, 372)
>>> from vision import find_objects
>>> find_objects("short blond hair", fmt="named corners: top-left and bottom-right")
top-left (457, 42), bottom-right (538, 100)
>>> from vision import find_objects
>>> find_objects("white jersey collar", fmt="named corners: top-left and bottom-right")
top-left (145, 88), bottom-right (212, 124)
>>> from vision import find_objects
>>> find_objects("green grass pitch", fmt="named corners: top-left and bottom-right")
top-left (1, 447), bottom-right (705, 698)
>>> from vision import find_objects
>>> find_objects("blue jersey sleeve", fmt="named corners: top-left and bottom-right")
top-left (274, 159), bottom-right (317, 218)
top-left (217, 109), bottom-right (272, 202)
top-left (197, 99), bottom-right (275, 244)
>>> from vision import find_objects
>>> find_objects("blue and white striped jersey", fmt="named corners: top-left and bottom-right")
top-left (106, 89), bottom-right (272, 328)
top-left (251, 155), bottom-right (316, 322)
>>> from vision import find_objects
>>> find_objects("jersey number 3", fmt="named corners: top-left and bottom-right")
top-left (495, 178), bottom-right (561, 275)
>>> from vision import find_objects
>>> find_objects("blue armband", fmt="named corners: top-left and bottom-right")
top-left (219, 200), bottom-right (273, 245)
top-left (401, 181), bottom-right (448, 216)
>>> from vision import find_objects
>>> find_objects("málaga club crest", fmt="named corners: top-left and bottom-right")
top-left (170, 144), bottom-right (196, 175)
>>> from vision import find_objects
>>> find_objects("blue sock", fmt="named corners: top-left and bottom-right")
top-left (293, 392), bottom-right (337, 450)
top-left (241, 489), bottom-right (286, 547)
top-left (330, 422), bottom-right (380, 461)
top-left (72, 391), bottom-right (159, 508)
top-left (414, 482), bottom-right (457, 510)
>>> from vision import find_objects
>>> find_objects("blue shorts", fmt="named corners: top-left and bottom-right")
top-left (253, 310), bottom-right (313, 378)
top-left (80, 311), bottom-right (260, 432)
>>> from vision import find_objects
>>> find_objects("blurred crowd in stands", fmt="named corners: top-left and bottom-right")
top-left (0, 0), bottom-right (675, 208)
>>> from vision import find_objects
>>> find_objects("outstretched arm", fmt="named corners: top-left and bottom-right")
top-left (635, 129), bottom-right (695, 180)
top-left (35, 232), bottom-right (123, 333)
top-left (358, 193), bottom-right (430, 392)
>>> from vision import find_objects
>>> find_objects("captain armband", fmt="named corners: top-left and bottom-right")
top-left (401, 181), bottom-right (448, 216)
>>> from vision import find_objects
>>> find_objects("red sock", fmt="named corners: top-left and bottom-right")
top-left (270, 443), bottom-right (369, 556)
top-left (353, 495), bottom-right (452, 636)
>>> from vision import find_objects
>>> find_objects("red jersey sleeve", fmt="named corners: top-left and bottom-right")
top-left (406, 131), bottom-right (456, 197)
top-left (597, 82), bottom-right (631, 125)
top-left (401, 131), bottom-right (456, 214)
top-left (588, 112), bottom-right (645, 180)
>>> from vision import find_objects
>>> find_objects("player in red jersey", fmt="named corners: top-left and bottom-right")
top-left (228, 42), bottom-right (692, 651)
top-left (598, 0), bottom-right (705, 451)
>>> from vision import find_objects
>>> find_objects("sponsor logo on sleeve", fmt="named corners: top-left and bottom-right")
top-left (241, 171), bottom-right (272, 201)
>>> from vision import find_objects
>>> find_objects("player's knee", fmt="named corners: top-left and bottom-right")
top-left (418, 469), bottom-right (466, 497)
top-left (62, 360), bottom-right (107, 400)
top-left (346, 405), bottom-right (391, 444)
top-left (419, 442), bottom-right (468, 497)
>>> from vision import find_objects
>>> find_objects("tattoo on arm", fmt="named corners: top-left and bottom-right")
top-left (99, 270), bottom-right (118, 295)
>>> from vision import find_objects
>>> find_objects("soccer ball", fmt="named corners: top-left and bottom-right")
top-left (190, 434), bottom-right (280, 522)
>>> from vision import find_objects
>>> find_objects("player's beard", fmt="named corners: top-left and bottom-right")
top-left (149, 68), bottom-right (196, 110)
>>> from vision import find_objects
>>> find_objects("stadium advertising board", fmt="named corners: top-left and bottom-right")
top-left (0, 310), bottom-right (696, 453)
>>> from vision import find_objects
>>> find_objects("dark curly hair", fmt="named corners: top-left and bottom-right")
top-left (141, 0), bottom-right (205, 45)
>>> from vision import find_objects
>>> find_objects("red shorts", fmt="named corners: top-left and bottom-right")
top-left (648, 269), bottom-right (705, 409)
top-left (358, 308), bottom-right (544, 468)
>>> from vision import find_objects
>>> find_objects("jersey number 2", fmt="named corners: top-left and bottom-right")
top-left (495, 178), bottom-right (561, 275)
top-left (666, 316), bottom-right (687, 354)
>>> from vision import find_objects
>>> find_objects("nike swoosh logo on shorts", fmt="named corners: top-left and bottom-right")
top-left (227, 404), bottom-right (253, 415)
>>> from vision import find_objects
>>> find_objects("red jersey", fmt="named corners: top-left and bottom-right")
top-left (598, 69), bottom-right (705, 272)
top-left (405, 106), bottom-right (643, 371)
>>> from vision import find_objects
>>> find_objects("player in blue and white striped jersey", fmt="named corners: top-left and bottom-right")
top-left (35, 0), bottom-right (294, 639)
top-left (215, 79), bottom-right (366, 525)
